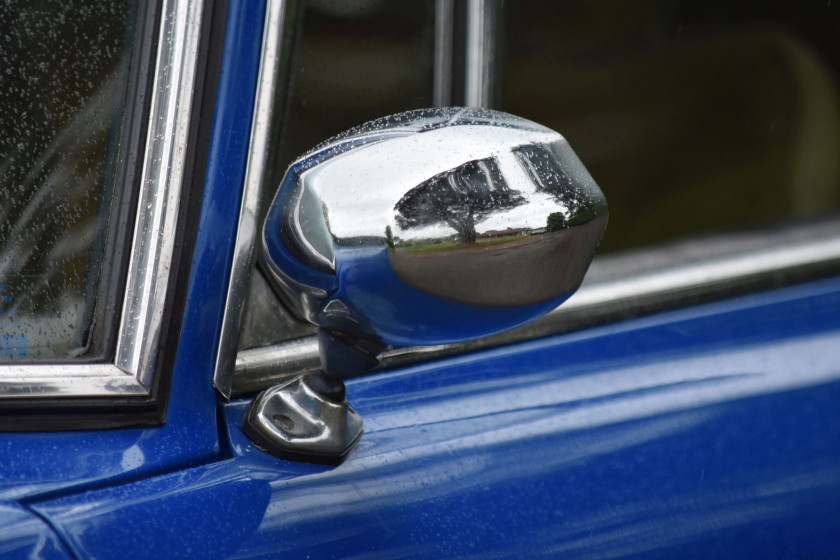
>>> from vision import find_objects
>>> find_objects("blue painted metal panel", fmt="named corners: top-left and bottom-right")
top-left (0, 0), bottom-right (264, 503)
top-left (32, 279), bottom-right (840, 558)
top-left (0, 502), bottom-right (72, 560)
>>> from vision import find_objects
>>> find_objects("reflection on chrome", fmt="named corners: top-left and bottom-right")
top-left (261, 108), bottom-right (607, 369)
top-left (250, 108), bottom-right (606, 462)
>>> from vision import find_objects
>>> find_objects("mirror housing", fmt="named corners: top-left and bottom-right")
top-left (262, 107), bottom-right (607, 354)
top-left (247, 108), bottom-right (607, 463)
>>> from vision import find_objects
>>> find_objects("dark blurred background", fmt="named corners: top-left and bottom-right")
top-left (273, 0), bottom-right (840, 253)
top-left (241, 0), bottom-right (840, 349)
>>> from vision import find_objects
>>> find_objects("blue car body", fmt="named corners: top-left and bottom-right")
top-left (7, 277), bottom-right (840, 558)
top-left (1, 0), bottom-right (839, 558)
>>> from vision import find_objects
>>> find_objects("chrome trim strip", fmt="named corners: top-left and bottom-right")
top-left (464, 0), bottom-right (493, 108)
top-left (433, 0), bottom-right (454, 107)
top-left (232, 219), bottom-right (840, 394)
top-left (0, 365), bottom-right (148, 397)
top-left (116, 0), bottom-right (204, 390)
top-left (0, 0), bottom-right (203, 398)
top-left (563, 236), bottom-right (840, 313)
top-left (213, 0), bottom-right (289, 399)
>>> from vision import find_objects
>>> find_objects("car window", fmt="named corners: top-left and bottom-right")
top-left (0, 0), bottom-right (142, 362)
top-left (501, 0), bottom-right (840, 252)
top-left (230, 0), bottom-right (840, 394)
top-left (1, 0), bottom-right (204, 407)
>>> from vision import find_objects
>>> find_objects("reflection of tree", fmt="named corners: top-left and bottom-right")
top-left (546, 212), bottom-right (566, 232)
top-left (395, 159), bottom-right (526, 244)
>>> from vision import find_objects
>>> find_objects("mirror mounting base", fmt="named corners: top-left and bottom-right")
top-left (243, 370), bottom-right (363, 465)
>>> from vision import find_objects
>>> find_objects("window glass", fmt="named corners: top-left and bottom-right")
top-left (239, 0), bottom-right (436, 350)
top-left (501, 0), bottom-right (840, 252)
top-left (1, 1), bottom-right (141, 361)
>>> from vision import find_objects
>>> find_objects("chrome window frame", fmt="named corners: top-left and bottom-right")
top-left (212, 0), bottom-right (291, 400)
top-left (0, 0), bottom-right (204, 399)
top-left (463, 0), bottom-right (495, 108)
top-left (433, 0), bottom-right (497, 108)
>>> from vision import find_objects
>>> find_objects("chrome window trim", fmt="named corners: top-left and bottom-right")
top-left (212, 0), bottom-right (290, 399)
top-left (434, 0), bottom-right (495, 108)
top-left (232, 218), bottom-right (840, 395)
top-left (464, 0), bottom-right (494, 108)
top-left (433, 0), bottom-right (454, 107)
top-left (0, 0), bottom-right (204, 399)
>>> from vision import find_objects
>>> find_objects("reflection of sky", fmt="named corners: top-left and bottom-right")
top-left (390, 145), bottom-right (575, 242)
top-left (477, 150), bottom-right (570, 233)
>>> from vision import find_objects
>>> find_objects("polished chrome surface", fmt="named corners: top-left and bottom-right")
top-left (464, 0), bottom-right (494, 107)
top-left (233, 337), bottom-right (319, 394)
top-left (0, 364), bottom-right (148, 397)
top-left (562, 226), bottom-right (840, 314)
top-left (234, 217), bottom-right (840, 394)
top-left (433, 0), bottom-right (454, 107)
top-left (0, 0), bottom-right (203, 398)
top-left (116, 0), bottom-right (204, 390)
top-left (213, 0), bottom-right (290, 400)
top-left (391, 211), bottom-right (607, 307)
top-left (243, 374), bottom-right (363, 463)
top-left (262, 108), bottom-right (607, 351)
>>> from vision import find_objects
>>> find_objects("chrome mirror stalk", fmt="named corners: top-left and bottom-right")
top-left (244, 108), bottom-right (607, 463)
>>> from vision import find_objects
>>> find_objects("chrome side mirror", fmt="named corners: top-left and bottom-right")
top-left (244, 108), bottom-right (607, 463)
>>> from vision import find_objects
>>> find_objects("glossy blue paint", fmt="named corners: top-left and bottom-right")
top-left (0, 0), bottom-right (264, 502)
top-left (0, 502), bottom-right (72, 559)
top-left (33, 279), bottom-right (840, 558)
